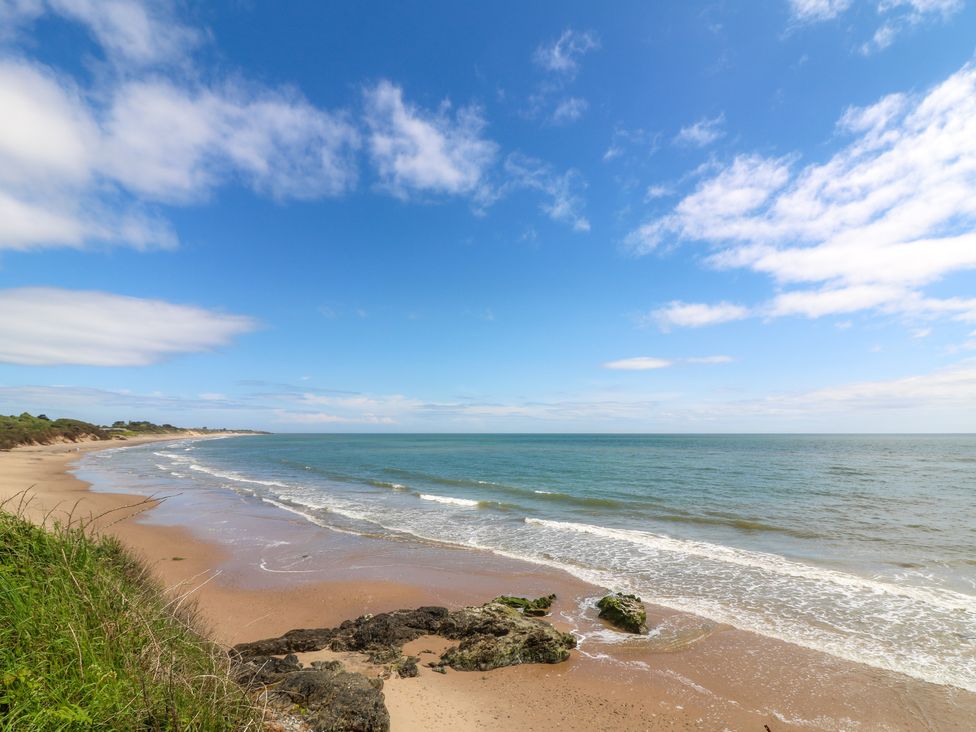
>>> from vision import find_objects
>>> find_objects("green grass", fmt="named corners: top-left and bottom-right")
top-left (0, 507), bottom-right (259, 731)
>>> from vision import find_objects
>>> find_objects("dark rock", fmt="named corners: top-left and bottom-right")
top-left (271, 667), bottom-right (389, 732)
top-left (393, 655), bottom-right (419, 678)
top-left (438, 602), bottom-right (576, 671)
top-left (328, 606), bottom-right (449, 662)
top-left (233, 627), bottom-right (338, 656)
top-left (232, 653), bottom-right (302, 686)
top-left (494, 594), bottom-right (556, 617)
top-left (596, 593), bottom-right (648, 634)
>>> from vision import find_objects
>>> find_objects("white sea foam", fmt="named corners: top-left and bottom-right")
top-left (419, 493), bottom-right (479, 507)
top-left (525, 518), bottom-right (976, 613)
top-left (189, 463), bottom-right (288, 488)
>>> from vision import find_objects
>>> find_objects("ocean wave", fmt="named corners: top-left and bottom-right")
top-left (524, 518), bottom-right (976, 613)
top-left (419, 493), bottom-right (479, 507)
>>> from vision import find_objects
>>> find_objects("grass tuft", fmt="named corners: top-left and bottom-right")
top-left (0, 508), bottom-right (259, 730)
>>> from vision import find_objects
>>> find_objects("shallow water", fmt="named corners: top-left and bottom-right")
top-left (80, 433), bottom-right (976, 692)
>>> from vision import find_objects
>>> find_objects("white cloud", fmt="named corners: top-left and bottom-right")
top-left (363, 80), bottom-right (498, 199)
top-left (788, 0), bottom-right (852, 22)
top-left (603, 357), bottom-right (673, 370)
top-left (551, 96), bottom-right (588, 125)
top-left (503, 153), bottom-right (590, 232)
top-left (274, 411), bottom-right (395, 425)
top-left (101, 80), bottom-right (359, 202)
top-left (604, 355), bottom-right (733, 370)
top-left (0, 0), bottom-right (200, 66)
top-left (861, 0), bottom-right (963, 54)
top-left (533, 29), bottom-right (600, 76)
top-left (630, 62), bottom-right (976, 326)
top-left (645, 184), bottom-right (673, 200)
top-left (0, 287), bottom-right (256, 366)
top-left (646, 301), bottom-right (751, 330)
top-left (768, 284), bottom-right (909, 318)
top-left (0, 53), bottom-right (359, 250)
top-left (674, 114), bottom-right (726, 147)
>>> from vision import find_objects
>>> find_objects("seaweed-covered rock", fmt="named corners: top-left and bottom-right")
top-left (438, 601), bottom-right (576, 671)
top-left (493, 594), bottom-right (556, 617)
top-left (271, 667), bottom-right (389, 732)
top-left (392, 655), bottom-right (419, 678)
top-left (596, 593), bottom-right (647, 634)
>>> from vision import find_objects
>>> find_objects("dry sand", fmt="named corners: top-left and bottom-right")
top-left (3, 437), bottom-right (974, 731)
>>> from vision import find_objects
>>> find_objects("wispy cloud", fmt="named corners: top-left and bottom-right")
top-left (533, 29), bottom-right (600, 76)
top-left (503, 153), bottom-right (590, 232)
top-left (629, 62), bottom-right (976, 327)
top-left (787, 0), bottom-right (852, 23)
top-left (861, 0), bottom-right (963, 54)
top-left (551, 96), bottom-right (588, 125)
top-left (674, 113), bottom-right (726, 147)
top-left (603, 357), bottom-right (673, 370)
top-left (603, 355), bottom-right (733, 370)
top-left (363, 80), bottom-right (498, 199)
top-left (786, 0), bottom-right (962, 52)
top-left (1, 0), bottom-right (201, 66)
top-left (0, 287), bottom-right (256, 366)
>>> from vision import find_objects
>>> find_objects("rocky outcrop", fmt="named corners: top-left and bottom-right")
top-left (437, 602), bottom-right (575, 671)
top-left (596, 593), bottom-right (648, 634)
top-left (231, 596), bottom-right (575, 729)
top-left (233, 599), bottom-right (574, 672)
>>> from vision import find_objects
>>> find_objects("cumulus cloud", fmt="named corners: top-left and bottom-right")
top-left (0, 287), bottom-right (256, 366)
top-left (101, 79), bottom-right (359, 202)
top-left (0, 45), bottom-right (358, 250)
top-left (674, 114), bottom-right (726, 147)
top-left (363, 80), bottom-right (498, 199)
top-left (533, 29), bottom-right (600, 76)
top-left (629, 62), bottom-right (976, 326)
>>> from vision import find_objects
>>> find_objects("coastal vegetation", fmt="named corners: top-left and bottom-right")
top-left (0, 412), bottom-right (108, 450)
top-left (0, 412), bottom-right (266, 450)
top-left (0, 509), bottom-right (259, 730)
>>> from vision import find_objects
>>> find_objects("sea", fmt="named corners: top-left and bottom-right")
top-left (78, 433), bottom-right (976, 693)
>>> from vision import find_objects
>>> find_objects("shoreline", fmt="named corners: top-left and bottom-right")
top-left (3, 435), bottom-right (974, 730)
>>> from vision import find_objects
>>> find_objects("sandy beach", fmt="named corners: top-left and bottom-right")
top-left (3, 436), bottom-right (974, 731)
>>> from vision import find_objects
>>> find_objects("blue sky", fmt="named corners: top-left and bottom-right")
top-left (1, 0), bottom-right (975, 432)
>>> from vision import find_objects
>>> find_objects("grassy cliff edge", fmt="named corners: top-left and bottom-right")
top-left (0, 508), bottom-right (259, 731)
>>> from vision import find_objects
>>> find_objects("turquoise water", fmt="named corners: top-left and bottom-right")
top-left (82, 434), bottom-right (976, 691)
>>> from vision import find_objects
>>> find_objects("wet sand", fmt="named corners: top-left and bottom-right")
top-left (2, 437), bottom-right (974, 731)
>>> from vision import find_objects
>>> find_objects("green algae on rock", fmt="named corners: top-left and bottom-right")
top-left (493, 593), bottom-right (557, 616)
top-left (596, 593), bottom-right (648, 634)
